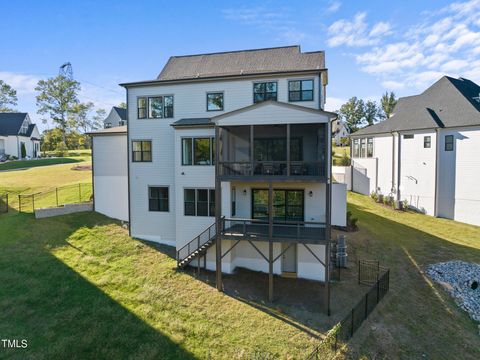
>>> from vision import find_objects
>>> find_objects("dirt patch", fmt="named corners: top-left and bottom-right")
top-left (71, 165), bottom-right (92, 171)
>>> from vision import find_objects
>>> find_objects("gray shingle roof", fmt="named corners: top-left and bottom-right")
top-left (113, 106), bottom-right (127, 120)
top-left (171, 118), bottom-right (213, 127)
top-left (352, 76), bottom-right (480, 136)
top-left (0, 113), bottom-right (28, 136)
top-left (157, 45), bottom-right (325, 81)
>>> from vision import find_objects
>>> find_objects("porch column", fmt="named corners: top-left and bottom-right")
top-left (215, 126), bottom-right (222, 292)
top-left (286, 124), bottom-right (291, 176)
top-left (250, 125), bottom-right (254, 175)
top-left (268, 182), bottom-right (274, 302)
top-left (325, 120), bottom-right (333, 315)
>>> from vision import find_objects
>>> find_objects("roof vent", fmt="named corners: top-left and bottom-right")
top-left (473, 93), bottom-right (480, 103)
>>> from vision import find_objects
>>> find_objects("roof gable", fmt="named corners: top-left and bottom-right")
top-left (157, 46), bottom-right (325, 81)
top-left (0, 113), bottom-right (29, 136)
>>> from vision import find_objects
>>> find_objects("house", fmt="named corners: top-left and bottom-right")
top-left (88, 126), bottom-right (128, 221)
top-left (103, 106), bottom-right (127, 128)
top-left (91, 45), bottom-right (347, 312)
top-left (332, 119), bottom-right (349, 146)
top-left (350, 76), bottom-right (480, 227)
top-left (0, 113), bottom-right (40, 159)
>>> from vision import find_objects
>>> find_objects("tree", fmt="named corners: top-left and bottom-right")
top-left (337, 97), bottom-right (365, 132)
top-left (92, 108), bottom-right (106, 129)
top-left (20, 143), bottom-right (26, 158)
top-left (0, 80), bottom-right (18, 112)
top-left (380, 91), bottom-right (397, 119)
top-left (35, 75), bottom-right (81, 146)
top-left (364, 100), bottom-right (381, 126)
top-left (117, 102), bottom-right (127, 109)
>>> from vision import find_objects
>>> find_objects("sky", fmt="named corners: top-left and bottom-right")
top-left (1, 0), bottom-right (480, 132)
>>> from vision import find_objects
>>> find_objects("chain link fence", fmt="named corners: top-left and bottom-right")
top-left (307, 261), bottom-right (390, 359)
top-left (17, 183), bottom-right (92, 213)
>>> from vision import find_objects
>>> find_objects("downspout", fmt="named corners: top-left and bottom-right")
top-left (91, 135), bottom-right (95, 212)
top-left (434, 129), bottom-right (440, 216)
top-left (391, 132), bottom-right (395, 195)
top-left (397, 132), bottom-right (401, 202)
top-left (126, 87), bottom-right (132, 235)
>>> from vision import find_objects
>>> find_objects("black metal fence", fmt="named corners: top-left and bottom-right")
top-left (17, 183), bottom-right (92, 213)
top-left (307, 261), bottom-right (390, 359)
top-left (0, 194), bottom-right (8, 213)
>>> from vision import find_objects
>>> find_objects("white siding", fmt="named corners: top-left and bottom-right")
top-left (92, 134), bottom-right (128, 221)
top-left (399, 131), bottom-right (436, 214)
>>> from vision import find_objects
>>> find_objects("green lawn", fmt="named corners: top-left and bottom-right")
top-left (332, 145), bottom-right (350, 165)
top-left (343, 192), bottom-right (480, 359)
top-left (0, 150), bottom-right (91, 171)
top-left (0, 152), bottom-right (92, 211)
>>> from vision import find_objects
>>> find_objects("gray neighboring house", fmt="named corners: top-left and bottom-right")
top-left (350, 76), bottom-right (480, 226)
top-left (0, 113), bottom-right (41, 159)
top-left (103, 106), bottom-right (127, 128)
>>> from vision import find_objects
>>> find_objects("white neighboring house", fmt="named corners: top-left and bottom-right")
top-left (332, 119), bottom-right (349, 146)
top-left (92, 46), bottom-right (346, 310)
top-left (88, 126), bottom-right (128, 221)
top-left (103, 106), bottom-right (127, 128)
top-left (0, 113), bottom-right (40, 159)
top-left (350, 76), bottom-right (480, 227)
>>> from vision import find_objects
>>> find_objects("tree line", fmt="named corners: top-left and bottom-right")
top-left (337, 92), bottom-right (397, 132)
top-left (0, 76), bottom-right (124, 152)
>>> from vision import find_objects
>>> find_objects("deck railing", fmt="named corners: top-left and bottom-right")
top-left (220, 217), bottom-right (326, 243)
top-left (218, 161), bottom-right (325, 178)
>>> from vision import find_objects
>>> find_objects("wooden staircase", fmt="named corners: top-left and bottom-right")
top-left (177, 222), bottom-right (217, 269)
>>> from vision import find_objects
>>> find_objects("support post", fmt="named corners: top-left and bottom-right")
top-left (268, 182), bottom-right (273, 302)
top-left (215, 125), bottom-right (223, 292)
top-left (32, 194), bottom-right (35, 212)
top-left (56, 187), bottom-right (59, 207)
top-left (250, 125), bottom-right (254, 175)
top-left (79, 183), bottom-right (82, 202)
top-left (6, 194), bottom-right (8, 213)
top-left (286, 124), bottom-right (291, 176)
top-left (18, 194), bottom-right (21, 212)
top-left (324, 120), bottom-right (333, 316)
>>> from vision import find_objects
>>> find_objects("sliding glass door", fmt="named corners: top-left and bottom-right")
top-left (252, 189), bottom-right (304, 223)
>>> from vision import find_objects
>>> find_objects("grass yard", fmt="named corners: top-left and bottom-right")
top-left (332, 145), bottom-right (350, 165)
top-left (0, 150), bottom-right (91, 171)
top-left (0, 152), bottom-right (92, 211)
top-left (343, 192), bottom-right (480, 359)
top-left (0, 212), bottom-right (321, 359)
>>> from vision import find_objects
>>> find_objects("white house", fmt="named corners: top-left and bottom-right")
top-left (351, 76), bottom-right (480, 227)
top-left (332, 119), bottom-right (349, 146)
top-left (88, 126), bottom-right (128, 221)
top-left (92, 46), bottom-right (347, 311)
top-left (103, 106), bottom-right (127, 128)
top-left (0, 113), bottom-right (40, 159)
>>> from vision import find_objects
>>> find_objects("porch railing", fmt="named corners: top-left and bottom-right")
top-left (218, 161), bottom-right (325, 177)
top-left (220, 217), bottom-right (326, 243)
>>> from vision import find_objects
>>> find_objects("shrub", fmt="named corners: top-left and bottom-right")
top-left (402, 199), bottom-right (409, 210)
top-left (350, 217), bottom-right (358, 229)
top-left (340, 153), bottom-right (351, 166)
top-left (20, 143), bottom-right (27, 159)
top-left (55, 142), bottom-right (68, 157)
top-left (370, 191), bottom-right (378, 202)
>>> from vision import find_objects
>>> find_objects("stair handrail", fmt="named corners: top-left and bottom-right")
top-left (176, 218), bottom-right (223, 263)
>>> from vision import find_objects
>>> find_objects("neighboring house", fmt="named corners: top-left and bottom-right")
top-left (0, 113), bottom-right (40, 159)
top-left (92, 45), bottom-right (347, 311)
top-left (103, 106), bottom-right (127, 128)
top-left (350, 76), bottom-right (480, 227)
top-left (332, 119), bottom-right (349, 146)
top-left (88, 126), bottom-right (128, 221)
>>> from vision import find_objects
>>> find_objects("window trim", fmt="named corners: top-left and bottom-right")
top-left (181, 136), bottom-right (215, 166)
top-left (137, 97), bottom-right (147, 119)
top-left (148, 186), bottom-right (169, 212)
top-left (184, 188), bottom-right (215, 217)
top-left (137, 95), bottom-right (174, 119)
top-left (367, 138), bottom-right (374, 158)
top-left (424, 136), bottom-right (431, 148)
top-left (206, 91), bottom-right (224, 112)
top-left (288, 78), bottom-right (314, 102)
top-left (131, 140), bottom-right (152, 162)
top-left (445, 135), bottom-right (454, 151)
top-left (252, 80), bottom-right (278, 104)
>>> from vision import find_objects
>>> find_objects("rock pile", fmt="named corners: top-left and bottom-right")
top-left (426, 261), bottom-right (480, 322)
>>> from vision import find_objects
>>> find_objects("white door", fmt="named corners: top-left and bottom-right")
top-left (282, 243), bottom-right (297, 273)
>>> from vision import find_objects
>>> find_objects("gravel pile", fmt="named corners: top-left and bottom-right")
top-left (426, 261), bottom-right (480, 322)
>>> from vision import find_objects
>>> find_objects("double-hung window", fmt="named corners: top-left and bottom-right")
top-left (184, 189), bottom-right (215, 216)
top-left (137, 95), bottom-right (174, 119)
top-left (367, 138), bottom-right (373, 157)
top-left (132, 140), bottom-right (152, 162)
top-left (149, 187), bottom-right (169, 212)
top-left (445, 135), bottom-right (454, 151)
top-left (288, 80), bottom-right (314, 101)
top-left (353, 139), bottom-right (360, 157)
top-left (182, 137), bottom-right (215, 165)
top-left (207, 92), bottom-right (224, 111)
top-left (253, 82), bottom-right (277, 103)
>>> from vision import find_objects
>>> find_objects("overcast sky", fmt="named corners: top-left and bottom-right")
top-left (1, 0), bottom-right (479, 131)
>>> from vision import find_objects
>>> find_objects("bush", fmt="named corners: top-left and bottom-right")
top-left (55, 142), bottom-right (68, 157)
top-left (20, 143), bottom-right (26, 159)
top-left (370, 191), bottom-right (378, 201)
top-left (402, 199), bottom-right (409, 210)
top-left (340, 153), bottom-right (351, 166)
top-left (350, 217), bottom-right (359, 228)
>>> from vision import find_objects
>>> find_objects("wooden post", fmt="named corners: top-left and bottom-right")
top-left (268, 182), bottom-right (273, 302)
top-left (32, 194), bottom-right (35, 212)
top-left (79, 183), bottom-right (82, 202)
top-left (18, 194), bottom-right (21, 212)
top-left (215, 125), bottom-right (223, 292)
top-left (286, 124), bottom-right (291, 176)
top-left (6, 193), bottom-right (8, 213)
top-left (56, 187), bottom-right (59, 207)
top-left (250, 125), bottom-right (254, 175)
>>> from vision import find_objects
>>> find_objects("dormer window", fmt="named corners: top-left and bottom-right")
top-left (253, 82), bottom-right (277, 103)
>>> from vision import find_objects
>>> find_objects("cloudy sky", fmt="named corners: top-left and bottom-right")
top-left (1, 0), bottom-right (479, 131)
